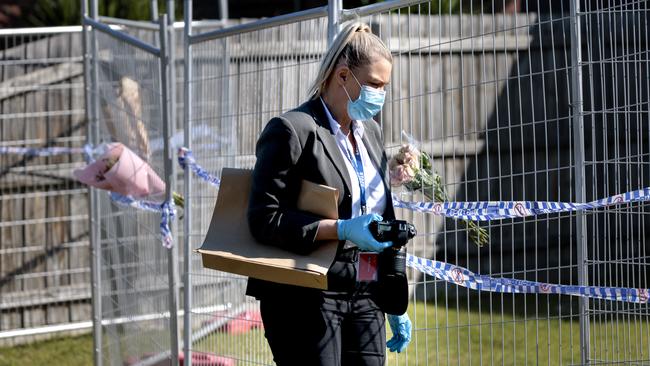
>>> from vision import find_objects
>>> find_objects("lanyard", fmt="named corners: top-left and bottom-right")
top-left (342, 131), bottom-right (367, 215)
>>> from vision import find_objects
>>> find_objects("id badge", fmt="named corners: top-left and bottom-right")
top-left (357, 252), bottom-right (379, 282)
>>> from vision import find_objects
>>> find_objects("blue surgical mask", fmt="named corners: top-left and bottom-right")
top-left (343, 72), bottom-right (386, 121)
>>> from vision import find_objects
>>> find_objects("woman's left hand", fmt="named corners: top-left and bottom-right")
top-left (386, 313), bottom-right (412, 353)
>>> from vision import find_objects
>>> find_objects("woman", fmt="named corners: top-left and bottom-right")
top-left (247, 21), bottom-right (412, 366)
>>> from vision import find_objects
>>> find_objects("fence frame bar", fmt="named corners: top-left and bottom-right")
top-left (159, 14), bottom-right (181, 366)
top-left (150, 0), bottom-right (159, 22)
top-left (82, 0), bottom-right (102, 364)
top-left (97, 16), bottom-right (159, 31)
top-left (164, 5), bottom-right (182, 362)
top-left (0, 26), bottom-right (83, 35)
top-left (188, 6), bottom-right (327, 44)
top-left (340, 0), bottom-right (426, 20)
top-left (83, 16), bottom-right (160, 56)
top-left (182, 1), bottom-right (193, 365)
top-left (98, 13), bottom-right (224, 31)
top-left (328, 0), bottom-right (342, 45)
top-left (569, 0), bottom-right (591, 364)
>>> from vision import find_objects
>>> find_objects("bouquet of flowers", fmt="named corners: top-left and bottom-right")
top-left (389, 139), bottom-right (489, 247)
top-left (74, 142), bottom-right (184, 207)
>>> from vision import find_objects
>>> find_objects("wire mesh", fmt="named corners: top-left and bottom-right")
top-left (185, 14), bottom-right (330, 365)
top-left (0, 28), bottom-right (90, 346)
top-left (92, 28), bottom-right (173, 365)
top-left (78, 1), bottom-right (650, 365)
top-left (181, 1), bottom-right (649, 365)
top-left (349, 1), bottom-right (648, 365)
top-left (581, 1), bottom-right (649, 365)
top-left (353, 1), bottom-right (649, 365)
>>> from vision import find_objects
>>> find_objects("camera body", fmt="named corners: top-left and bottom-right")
top-left (369, 220), bottom-right (417, 248)
top-left (368, 219), bottom-right (416, 276)
top-left (368, 219), bottom-right (416, 315)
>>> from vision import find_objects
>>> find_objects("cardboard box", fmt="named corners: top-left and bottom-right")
top-left (197, 168), bottom-right (339, 290)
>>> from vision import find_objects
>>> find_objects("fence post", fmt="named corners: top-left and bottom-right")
top-left (219, 0), bottom-right (229, 19)
top-left (220, 21), bottom-right (232, 162)
top-left (150, 0), bottom-right (159, 21)
top-left (570, 0), bottom-right (590, 364)
top-left (166, 0), bottom-right (177, 120)
top-left (159, 14), bottom-right (181, 366)
top-left (82, 0), bottom-right (103, 364)
top-left (327, 0), bottom-right (342, 45)
top-left (182, 1), bottom-right (193, 365)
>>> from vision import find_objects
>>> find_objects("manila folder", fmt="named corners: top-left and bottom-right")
top-left (197, 168), bottom-right (339, 290)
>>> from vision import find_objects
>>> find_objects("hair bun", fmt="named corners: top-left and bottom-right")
top-left (355, 23), bottom-right (371, 33)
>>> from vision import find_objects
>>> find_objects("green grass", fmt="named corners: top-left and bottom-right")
top-left (390, 300), bottom-right (583, 365)
top-left (2, 301), bottom-right (648, 366)
top-left (196, 299), bottom-right (649, 365)
top-left (195, 328), bottom-right (273, 364)
top-left (397, 299), bottom-right (649, 365)
top-left (0, 334), bottom-right (93, 366)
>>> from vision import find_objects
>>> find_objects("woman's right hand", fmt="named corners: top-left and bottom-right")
top-left (336, 214), bottom-right (392, 252)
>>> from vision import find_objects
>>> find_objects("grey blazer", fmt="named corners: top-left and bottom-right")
top-left (246, 98), bottom-right (395, 298)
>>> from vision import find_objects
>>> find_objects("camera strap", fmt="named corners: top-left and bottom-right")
top-left (342, 130), bottom-right (367, 215)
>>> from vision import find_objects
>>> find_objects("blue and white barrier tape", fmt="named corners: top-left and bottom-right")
top-left (406, 254), bottom-right (649, 304)
top-left (392, 187), bottom-right (650, 221)
top-left (178, 147), bottom-right (221, 187)
top-left (83, 144), bottom-right (95, 163)
top-left (160, 200), bottom-right (176, 249)
top-left (176, 147), bottom-right (650, 303)
top-left (1, 144), bottom-right (95, 162)
top-left (177, 147), bottom-right (650, 222)
top-left (109, 192), bottom-right (176, 249)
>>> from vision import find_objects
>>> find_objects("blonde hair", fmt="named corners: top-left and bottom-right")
top-left (308, 21), bottom-right (392, 99)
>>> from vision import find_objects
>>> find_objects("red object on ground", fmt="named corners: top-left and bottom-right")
top-left (201, 309), bottom-right (263, 335)
top-left (179, 351), bottom-right (235, 366)
top-left (223, 310), bottom-right (263, 335)
top-left (124, 351), bottom-right (235, 366)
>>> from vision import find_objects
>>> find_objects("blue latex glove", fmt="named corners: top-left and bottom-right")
top-left (386, 313), bottom-right (412, 353)
top-left (336, 214), bottom-right (392, 252)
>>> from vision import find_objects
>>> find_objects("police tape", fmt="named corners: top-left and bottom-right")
top-left (176, 149), bottom-right (650, 303)
top-left (108, 192), bottom-right (176, 249)
top-left (393, 187), bottom-right (650, 221)
top-left (177, 147), bottom-right (221, 187)
top-left (0, 144), bottom-right (95, 162)
top-left (178, 147), bottom-right (650, 222)
top-left (406, 254), bottom-right (649, 304)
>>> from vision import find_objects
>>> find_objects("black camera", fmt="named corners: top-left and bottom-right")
top-left (368, 219), bottom-right (416, 315)
top-left (368, 219), bottom-right (416, 278)
top-left (369, 220), bottom-right (417, 248)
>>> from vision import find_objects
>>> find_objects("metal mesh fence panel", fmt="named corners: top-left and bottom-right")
top-left (0, 27), bottom-right (90, 346)
top-left (182, 1), bottom-right (649, 365)
top-left (371, 3), bottom-right (578, 365)
top-left (78, 1), bottom-right (649, 365)
top-left (353, 1), bottom-right (649, 365)
top-left (581, 1), bottom-right (650, 364)
top-left (357, 3), bottom-right (576, 365)
top-left (92, 29), bottom-right (173, 365)
top-left (184, 14), bottom-right (330, 365)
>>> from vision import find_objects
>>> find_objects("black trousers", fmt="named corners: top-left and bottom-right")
top-left (259, 290), bottom-right (386, 366)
